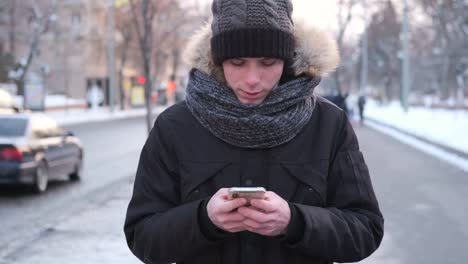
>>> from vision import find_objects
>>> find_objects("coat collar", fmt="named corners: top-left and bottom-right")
top-left (183, 19), bottom-right (340, 83)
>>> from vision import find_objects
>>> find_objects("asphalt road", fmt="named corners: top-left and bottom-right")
top-left (357, 123), bottom-right (468, 264)
top-left (0, 117), bottom-right (148, 261)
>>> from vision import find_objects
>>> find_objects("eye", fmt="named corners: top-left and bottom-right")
top-left (229, 58), bottom-right (245, 66)
top-left (261, 58), bottom-right (278, 66)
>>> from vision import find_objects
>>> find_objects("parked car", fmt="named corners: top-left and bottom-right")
top-left (0, 113), bottom-right (83, 193)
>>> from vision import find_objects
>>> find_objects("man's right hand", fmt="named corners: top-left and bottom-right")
top-left (207, 188), bottom-right (248, 233)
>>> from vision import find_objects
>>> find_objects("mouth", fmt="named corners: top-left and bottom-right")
top-left (241, 90), bottom-right (262, 97)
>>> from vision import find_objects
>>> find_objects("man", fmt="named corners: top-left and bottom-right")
top-left (124, 0), bottom-right (384, 263)
top-left (358, 93), bottom-right (367, 124)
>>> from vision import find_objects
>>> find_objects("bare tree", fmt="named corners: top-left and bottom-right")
top-left (366, 0), bottom-right (401, 101)
top-left (151, 2), bottom-right (200, 82)
top-left (115, 5), bottom-right (139, 110)
top-left (8, 0), bottom-right (57, 106)
top-left (0, 1), bottom-right (15, 83)
top-left (333, 0), bottom-right (357, 95)
top-left (0, 0), bottom-right (16, 60)
top-left (415, 0), bottom-right (468, 102)
top-left (129, 0), bottom-right (176, 133)
top-left (128, 0), bottom-right (205, 133)
top-left (0, 1), bottom-right (13, 82)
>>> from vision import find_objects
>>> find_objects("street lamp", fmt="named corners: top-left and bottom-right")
top-left (107, 0), bottom-right (116, 112)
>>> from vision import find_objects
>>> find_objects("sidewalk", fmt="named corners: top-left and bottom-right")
top-left (47, 105), bottom-right (168, 127)
top-left (359, 100), bottom-right (468, 173)
top-left (363, 100), bottom-right (468, 157)
top-left (4, 178), bottom-right (141, 264)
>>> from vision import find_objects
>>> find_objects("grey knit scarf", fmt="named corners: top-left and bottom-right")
top-left (186, 69), bottom-right (320, 149)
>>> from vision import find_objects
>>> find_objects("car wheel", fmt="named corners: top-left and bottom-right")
top-left (33, 162), bottom-right (48, 193)
top-left (69, 159), bottom-right (82, 181)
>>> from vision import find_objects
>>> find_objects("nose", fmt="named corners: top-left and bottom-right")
top-left (245, 67), bottom-right (261, 88)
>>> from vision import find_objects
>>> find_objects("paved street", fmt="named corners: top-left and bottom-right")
top-left (0, 117), bottom-right (147, 263)
top-left (2, 177), bottom-right (140, 264)
top-left (358, 123), bottom-right (468, 264)
top-left (0, 119), bottom-right (467, 263)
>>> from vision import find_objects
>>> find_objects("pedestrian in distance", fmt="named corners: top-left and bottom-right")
top-left (124, 0), bottom-right (384, 263)
top-left (358, 94), bottom-right (367, 124)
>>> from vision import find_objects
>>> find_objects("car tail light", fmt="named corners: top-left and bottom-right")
top-left (0, 147), bottom-right (23, 161)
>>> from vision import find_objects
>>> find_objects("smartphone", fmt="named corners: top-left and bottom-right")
top-left (228, 187), bottom-right (266, 200)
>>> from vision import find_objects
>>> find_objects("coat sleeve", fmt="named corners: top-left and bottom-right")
top-left (285, 112), bottom-right (384, 262)
top-left (124, 115), bottom-right (219, 264)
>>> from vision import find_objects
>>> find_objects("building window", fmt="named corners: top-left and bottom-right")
top-left (71, 12), bottom-right (81, 37)
top-left (72, 12), bottom-right (81, 29)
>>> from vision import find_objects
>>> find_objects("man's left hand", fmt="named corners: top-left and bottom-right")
top-left (237, 191), bottom-right (291, 236)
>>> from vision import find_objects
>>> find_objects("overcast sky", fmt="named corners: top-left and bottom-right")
top-left (292, 0), bottom-right (337, 30)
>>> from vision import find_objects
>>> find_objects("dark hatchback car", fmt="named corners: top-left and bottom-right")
top-left (0, 113), bottom-right (83, 193)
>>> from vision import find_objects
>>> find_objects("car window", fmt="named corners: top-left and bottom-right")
top-left (0, 117), bottom-right (28, 137)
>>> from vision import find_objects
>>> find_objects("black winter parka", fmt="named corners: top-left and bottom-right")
top-left (124, 96), bottom-right (384, 264)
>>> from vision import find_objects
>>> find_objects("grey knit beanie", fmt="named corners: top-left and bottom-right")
top-left (210, 0), bottom-right (295, 65)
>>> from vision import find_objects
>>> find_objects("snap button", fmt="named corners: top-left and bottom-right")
top-left (245, 179), bottom-right (253, 186)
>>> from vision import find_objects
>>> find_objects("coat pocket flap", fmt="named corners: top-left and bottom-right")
top-left (179, 161), bottom-right (232, 200)
top-left (280, 162), bottom-right (327, 202)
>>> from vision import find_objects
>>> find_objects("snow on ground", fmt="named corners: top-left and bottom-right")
top-left (14, 95), bottom-right (86, 108)
top-left (364, 100), bottom-right (468, 156)
top-left (365, 121), bottom-right (468, 173)
top-left (11, 94), bottom-right (166, 126)
top-left (48, 107), bottom-right (162, 126)
top-left (362, 100), bottom-right (468, 173)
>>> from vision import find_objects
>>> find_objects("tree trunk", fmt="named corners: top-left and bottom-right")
top-left (9, 0), bottom-right (16, 60)
top-left (17, 36), bottom-right (38, 102)
top-left (144, 62), bottom-right (152, 134)
top-left (14, 79), bottom-right (24, 98)
top-left (171, 49), bottom-right (179, 79)
top-left (119, 40), bottom-right (129, 110)
top-left (118, 69), bottom-right (125, 110)
top-left (440, 54), bottom-right (450, 100)
top-left (385, 77), bottom-right (393, 101)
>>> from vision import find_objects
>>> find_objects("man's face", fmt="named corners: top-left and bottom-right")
top-left (222, 58), bottom-right (284, 106)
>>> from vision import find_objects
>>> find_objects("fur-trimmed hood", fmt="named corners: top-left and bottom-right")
top-left (183, 19), bottom-right (340, 82)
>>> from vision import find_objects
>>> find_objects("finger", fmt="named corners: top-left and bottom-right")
top-left (219, 212), bottom-right (246, 223)
top-left (242, 218), bottom-right (263, 229)
top-left (226, 225), bottom-right (247, 233)
top-left (219, 198), bottom-right (248, 213)
top-left (238, 206), bottom-right (270, 223)
top-left (228, 227), bottom-right (247, 233)
top-left (264, 191), bottom-right (281, 201)
top-left (249, 199), bottom-right (276, 213)
top-left (245, 226), bottom-right (275, 236)
top-left (224, 222), bottom-right (247, 232)
top-left (243, 218), bottom-right (276, 229)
